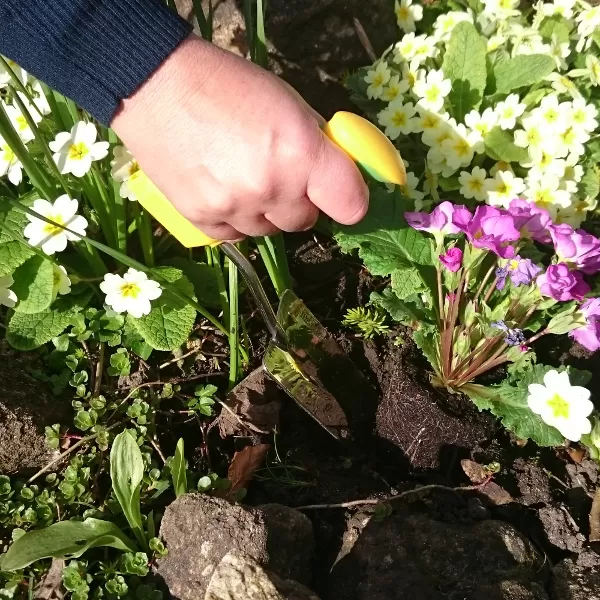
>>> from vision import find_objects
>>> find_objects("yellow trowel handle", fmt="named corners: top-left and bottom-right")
top-left (126, 111), bottom-right (405, 249)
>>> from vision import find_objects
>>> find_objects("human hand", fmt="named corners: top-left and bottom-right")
top-left (111, 34), bottom-right (369, 241)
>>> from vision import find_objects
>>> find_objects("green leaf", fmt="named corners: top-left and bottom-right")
top-left (110, 431), bottom-right (146, 550)
top-left (335, 187), bottom-right (434, 276)
top-left (538, 15), bottom-right (572, 44)
top-left (163, 257), bottom-right (222, 309)
top-left (494, 54), bottom-right (555, 94)
top-left (131, 267), bottom-right (196, 351)
top-left (7, 291), bottom-right (91, 351)
top-left (0, 518), bottom-right (136, 571)
top-left (0, 194), bottom-right (36, 244)
top-left (413, 325), bottom-right (441, 375)
top-left (371, 289), bottom-right (432, 326)
top-left (579, 164), bottom-right (600, 200)
top-left (0, 240), bottom-right (34, 277)
top-left (484, 127), bottom-right (530, 163)
top-left (391, 267), bottom-right (428, 300)
top-left (11, 255), bottom-right (54, 314)
top-left (171, 438), bottom-right (187, 498)
top-left (442, 21), bottom-right (487, 120)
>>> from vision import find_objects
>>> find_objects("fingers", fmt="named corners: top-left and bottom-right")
top-left (306, 132), bottom-right (369, 225)
top-left (196, 222), bottom-right (244, 242)
top-left (264, 196), bottom-right (319, 232)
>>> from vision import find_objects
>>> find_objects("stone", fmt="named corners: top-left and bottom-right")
top-left (537, 505), bottom-right (586, 553)
top-left (156, 494), bottom-right (314, 600)
top-left (0, 342), bottom-right (69, 474)
top-left (328, 511), bottom-right (547, 600)
top-left (205, 551), bottom-right (320, 600)
top-left (551, 553), bottom-right (600, 600)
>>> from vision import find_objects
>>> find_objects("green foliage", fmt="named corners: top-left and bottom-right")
top-left (131, 267), bottom-right (196, 351)
top-left (442, 21), bottom-right (487, 120)
top-left (110, 431), bottom-right (146, 550)
top-left (0, 518), bottom-right (137, 571)
top-left (493, 54), bottom-right (555, 94)
top-left (108, 348), bottom-right (131, 377)
top-left (342, 306), bottom-right (389, 339)
top-left (0, 240), bottom-right (33, 278)
top-left (186, 384), bottom-right (217, 416)
top-left (11, 255), bottom-right (54, 313)
top-left (335, 187), bottom-right (434, 275)
top-left (170, 439), bottom-right (187, 499)
top-left (484, 127), bottom-right (530, 163)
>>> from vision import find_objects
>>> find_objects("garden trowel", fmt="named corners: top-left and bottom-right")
top-left (128, 112), bottom-right (405, 441)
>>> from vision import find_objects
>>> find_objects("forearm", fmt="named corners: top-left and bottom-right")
top-left (0, 0), bottom-right (192, 125)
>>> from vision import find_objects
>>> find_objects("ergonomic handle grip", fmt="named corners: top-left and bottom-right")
top-left (127, 111), bottom-right (406, 248)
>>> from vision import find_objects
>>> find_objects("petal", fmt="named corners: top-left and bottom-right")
top-left (72, 121), bottom-right (96, 145)
top-left (140, 280), bottom-right (162, 301)
top-left (543, 369), bottom-right (566, 388)
top-left (89, 142), bottom-right (109, 160)
top-left (100, 274), bottom-right (125, 295)
top-left (23, 222), bottom-right (46, 246)
top-left (64, 215), bottom-right (88, 239)
top-left (70, 157), bottom-right (92, 178)
top-left (0, 274), bottom-right (13, 288)
top-left (557, 417), bottom-right (590, 442)
top-left (131, 297), bottom-right (152, 317)
top-left (124, 268), bottom-right (147, 284)
top-left (54, 195), bottom-right (76, 218)
top-left (31, 199), bottom-right (53, 217)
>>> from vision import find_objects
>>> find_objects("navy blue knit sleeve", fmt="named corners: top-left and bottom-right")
top-left (0, 0), bottom-right (193, 125)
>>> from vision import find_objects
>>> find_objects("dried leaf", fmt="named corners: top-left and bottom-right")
top-left (461, 459), bottom-right (489, 485)
top-left (566, 446), bottom-right (586, 464)
top-left (479, 482), bottom-right (514, 506)
top-left (590, 487), bottom-right (600, 543)
top-left (226, 443), bottom-right (270, 499)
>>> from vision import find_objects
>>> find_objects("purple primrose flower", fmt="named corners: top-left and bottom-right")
top-left (461, 205), bottom-right (520, 259)
top-left (405, 201), bottom-right (471, 243)
top-left (549, 223), bottom-right (600, 275)
top-left (439, 247), bottom-right (463, 272)
top-left (491, 320), bottom-right (525, 346)
top-left (536, 263), bottom-right (590, 302)
top-left (506, 199), bottom-right (552, 244)
top-left (569, 298), bottom-right (600, 352)
top-left (495, 256), bottom-right (542, 290)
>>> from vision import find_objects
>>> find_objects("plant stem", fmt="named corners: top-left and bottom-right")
top-left (436, 266), bottom-right (444, 327)
top-left (212, 246), bottom-right (230, 329)
top-left (473, 263), bottom-right (496, 302)
top-left (227, 255), bottom-right (240, 389)
top-left (132, 203), bottom-right (154, 267)
top-left (255, 235), bottom-right (291, 297)
top-left (527, 328), bottom-right (549, 345)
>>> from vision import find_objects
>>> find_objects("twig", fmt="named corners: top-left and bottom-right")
top-left (147, 435), bottom-right (167, 464)
top-left (353, 17), bottom-right (377, 62)
top-left (119, 371), bottom-right (223, 391)
top-left (28, 421), bottom-right (126, 483)
top-left (159, 346), bottom-right (205, 370)
top-left (590, 487), bottom-right (600, 542)
top-left (295, 483), bottom-right (480, 510)
top-left (215, 399), bottom-right (268, 435)
top-left (93, 343), bottom-right (104, 397)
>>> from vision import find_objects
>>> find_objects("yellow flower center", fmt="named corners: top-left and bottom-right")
top-left (454, 139), bottom-right (470, 156)
top-left (392, 112), bottom-right (407, 127)
top-left (544, 109), bottom-right (559, 124)
top-left (53, 271), bottom-right (62, 286)
top-left (425, 85), bottom-right (440, 102)
top-left (372, 74), bottom-right (384, 87)
top-left (16, 115), bottom-right (28, 132)
top-left (500, 0), bottom-right (512, 8)
top-left (527, 129), bottom-right (541, 145)
top-left (422, 115), bottom-right (439, 129)
top-left (397, 6), bottom-right (410, 20)
top-left (497, 183), bottom-right (509, 195)
top-left (128, 160), bottom-right (140, 177)
top-left (561, 128), bottom-right (576, 145)
top-left (547, 393), bottom-right (570, 419)
top-left (43, 214), bottom-right (64, 236)
top-left (508, 259), bottom-right (520, 270)
top-left (68, 142), bottom-right (89, 161)
top-left (2, 144), bottom-right (14, 162)
top-left (534, 188), bottom-right (553, 206)
top-left (120, 282), bottom-right (141, 298)
top-left (469, 178), bottom-right (483, 192)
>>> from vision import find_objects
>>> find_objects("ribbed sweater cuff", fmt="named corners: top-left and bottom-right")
top-left (0, 0), bottom-right (193, 125)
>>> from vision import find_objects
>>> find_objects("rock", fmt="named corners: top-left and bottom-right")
top-left (551, 553), bottom-right (600, 600)
top-left (0, 342), bottom-right (69, 474)
top-left (538, 505), bottom-right (586, 553)
top-left (328, 511), bottom-right (547, 600)
top-left (205, 551), bottom-right (320, 600)
top-left (156, 494), bottom-right (314, 600)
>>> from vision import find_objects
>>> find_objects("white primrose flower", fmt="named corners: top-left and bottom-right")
top-left (433, 11), bottom-right (473, 41)
top-left (495, 94), bottom-right (526, 130)
top-left (585, 54), bottom-right (600, 86)
top-left (576, 6), bottom-right (600, 42)
top-left (49, 121), bottom-right (110, 177)
top-left (546, 73), bottom-right (582, 99)
top-left (100, 268), bottom-right (162, 319)
top-left (23, 195), bottom-right (88, 255)
top-left (413, 35), bottom-right (439, 62)
top-left (528, 369), bottom-right (593, 442)
top-left (513, 36), bottom-right (550, 57)
top-left (0, 274), bottom-right (17, 308)
top-left (465, 108), bottom-right (498, 143)
top-left (414, 108), bottom-right (449, 143)
top-left (556, 125), bottom-right (589, 160)
top-left (487, 34), bottom-right (507, 52)
top-left (549, 34), bottom-right (571, 71)
top-left (459, 166), bottom-right (488, 201)
top-left (413, 69), bottom-right (452, 113)
top-left (539, 0), bottom-right (576, 20)
top-left (0, 138), bottom-right (23, 185)
top-left (481, 0), bottom-right (520, 19)
top-left (524, 174), bottom-right (571, 216)
top-left (400, 59), bottom-right (425, 89)
top-left (484, 169), bottom-right (526, 208)
top-left (5, 102), bottom-right (42, 144)
top-left (53, 265), bottom-right (71, 296)
top-left (400, 171), bottom-right (425, 202)
top-left (534, 94), bottom-right (570, 133)
top-left (111, 145), bottom-right (141, 201)
top-left (440, 123), bottom-right (480, 169)
top-left (381, 75), bottom-right (409, 103)
top-left (395, 0), bottom-right (423, 33)
top-left (569, 98), bottom-right (599, 133)
top-left (514, 116), bottom-right (547, 161)
top-left (377, 99), bottom-right (417, 139)
top-left (17, 81), bottom-right (51, 117)
top-left (364, 61), bottom-right (391, 99)
top-left (0, 57), bottom-right (27, 89)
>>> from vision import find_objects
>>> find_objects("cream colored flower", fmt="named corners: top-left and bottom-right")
top-left (0, 274), bottom-right (17, 308)
top-left (0, 138), bottom-right (23, 185)
top-left (459, 166), bottom-right (488, 201)
top-left (495, 94), bottom-right (526, 130)
top-left (528, 370), bottom-right (593, 442)
top-left (484, 170), bottom-right (526, 208)
top-left (364, 61), bottom-right (391, 99)
top-left (395, 0), bottom-right (423, 33)
top-left (413, 69), bottom-right (451, 112)
top-left (53, 265), bottom-right (71, 296)
top-left (100, 268), bottom-right (162, 318)
top-left (110, 145), bottom-right (141, 201)
top-left (49, 122), bottom-right (109, 177)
